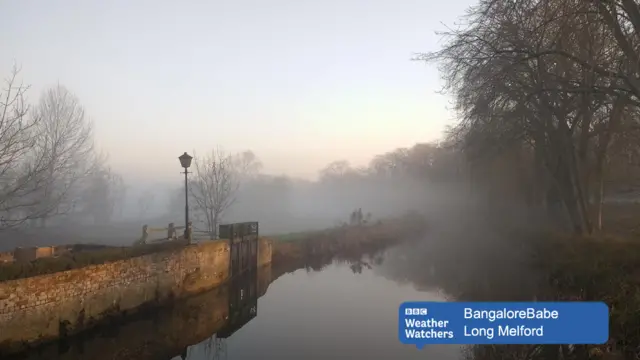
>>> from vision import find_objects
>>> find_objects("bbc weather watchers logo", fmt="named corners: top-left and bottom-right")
top-left (398, 301), bottom-right (609, 348)
top-left (405, 307), bottom-right (428, 316)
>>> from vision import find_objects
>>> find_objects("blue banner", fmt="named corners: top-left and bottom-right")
top-left (399, 301), bottom-right (609, 347)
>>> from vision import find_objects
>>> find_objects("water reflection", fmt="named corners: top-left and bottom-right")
top-left (172, 269), bottom-right (261, 360)
top-left (12, 266), bottom-right (270, 360)
top-left (12, 246), bottom-right (464, 360)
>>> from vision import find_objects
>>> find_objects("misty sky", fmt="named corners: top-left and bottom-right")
top-left (0, 0), bottom-right (473, 184)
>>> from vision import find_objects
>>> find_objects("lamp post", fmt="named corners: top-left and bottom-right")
top-left (178, 152), bottom-right (193, 242)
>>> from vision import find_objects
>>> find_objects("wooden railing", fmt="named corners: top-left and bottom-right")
top-left (137, 222), bottom-right (189, 245)
top-left (136, 222), bottom-right (213, 245)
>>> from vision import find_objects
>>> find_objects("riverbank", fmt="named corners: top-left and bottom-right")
top-left (411, 204), bottom-right (640, 360)
top-left (269, 212), bottom-right (427, 280)
top-left (0, 237), bottom-right (273, 356)
top-left (532, 233), bottom-right (640, 358)
top-left (5, 265), bottom-right (274, 360)
top-left (0, 213), bottom-right (426, 356)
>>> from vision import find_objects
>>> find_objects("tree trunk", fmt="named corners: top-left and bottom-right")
top-left (553, 154), bottom-right (592, 235)
top-left (534, 144), bottom-right (548, 209)
top-left (593, 141), bottom-right (610, 234)
top-left (569, 149), bottom-right (592, 234)
top-left (213, 214), bottom-right (219, 239)
top-left (595, 169), bottom-right (605, 232)
top-left (592, 96), bottom-right (625, 232)
top-left (207, 209), bottom-right (215, 239)
top-left (557, 121), bottom-right (592, 235)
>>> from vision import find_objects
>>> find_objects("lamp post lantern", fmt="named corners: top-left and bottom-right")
top-left (179, 152), bottom-right (193, 242)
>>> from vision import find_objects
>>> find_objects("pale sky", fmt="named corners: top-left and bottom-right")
top-left (0, 0), bottom-right (472, 183)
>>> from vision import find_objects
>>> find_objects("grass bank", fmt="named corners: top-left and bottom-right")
top-left (532, 234), bottom-right (640, 358)
top-left (0, 212), bottom-right (427, 283)
top-left (269, 212), bottom-right (427, 281)
top-left (414, 204), bottom-right (640, 360)
top-left (458, 233), bottom-right (640, 360)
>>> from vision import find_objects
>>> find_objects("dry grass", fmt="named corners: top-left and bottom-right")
top-left (0, 240), bottom-right (189, 282)
top-left (449, 204), bottom-right (640, 359)
top-left (394, 203), bottom-right (640, 359)
top-left (459, 232), bottom-right (640, 359)
top-left (533, 234), bottom-right (640, 357)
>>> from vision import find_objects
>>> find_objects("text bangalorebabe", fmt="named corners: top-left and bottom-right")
top-left (403, 307), bottom-right (560, 340)
top-left (463, 307), bottom-right (559, 322)
top-left (462, 307), bottom-right (558, 340)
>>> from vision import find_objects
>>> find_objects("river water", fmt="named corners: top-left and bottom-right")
top-left (13, 250), bottom-right (462, 360)
top-left (174, 262), bottom-right (459, 360)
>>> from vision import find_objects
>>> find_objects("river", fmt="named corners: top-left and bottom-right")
top-left (12, 249), bottom-right (462, 360)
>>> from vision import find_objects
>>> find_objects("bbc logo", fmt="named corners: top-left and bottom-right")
top-left (405, 308), bottom-right (428, 316)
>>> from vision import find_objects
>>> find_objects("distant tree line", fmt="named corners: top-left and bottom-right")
top-left (168, 143), bottom-right (460, 236)
top-left (164, 0), bottom-right (640, 237)
top-left (413, 0), bottom-right (640, 235)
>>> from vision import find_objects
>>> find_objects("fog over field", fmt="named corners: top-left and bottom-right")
top-left (3, 1), bottom-right (640, 358)
top-left (0, 1), bottom-right (480, 250)
top-left (1, 0), bottom-right (639, 266)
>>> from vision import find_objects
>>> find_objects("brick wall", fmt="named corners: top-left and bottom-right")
top-left (0, 240), bottom-right (231, 351)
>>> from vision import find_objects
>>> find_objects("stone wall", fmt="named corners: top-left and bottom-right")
top-left (258, 237), bottom-right (273, 266)
top-left (9, 264), bottom-right (274, 360)
top-left (13, 246), bottom-right (56, 263)
top-left (0, 236), bottom-right (273, 354)
top-left (0, 240), bottom-right (231, 352)
top-left (0, 251), bottom-right (14, 263)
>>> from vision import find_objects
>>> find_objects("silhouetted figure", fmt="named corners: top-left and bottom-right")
top-left (350, 210), bottom-right (357, 225)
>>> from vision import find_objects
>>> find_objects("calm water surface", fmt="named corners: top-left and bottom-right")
top-left (15, 253), bottom-right (461, 360)
top-left (172, 261), bottom-right (460, 360)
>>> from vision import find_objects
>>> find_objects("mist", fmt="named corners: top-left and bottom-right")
top-left (0, 133), bottom-right (458, 251)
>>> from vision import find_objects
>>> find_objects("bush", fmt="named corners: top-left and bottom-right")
top-left (535, 235), bottom-right (640, 355)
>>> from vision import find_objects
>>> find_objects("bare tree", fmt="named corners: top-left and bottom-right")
top-left (0, 66), bottom-right (64, 229)
top-left (107, 170), bottom-right (126, 220)
top-left (233, 150), bottom-right (263, 181)
top-left (80, 164), bottom-right (126, 224)
top-left (29, 84), bottom-right (96, 226)
top-left (413, 0), bottom-right (634, 234)
top-left (318, 160), bottom-right (353, 182)
top-left (189, 148), bottom-right (242, 238)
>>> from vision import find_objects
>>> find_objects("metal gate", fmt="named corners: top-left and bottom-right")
top-left (217, 268), bottom-right (258, 338)
top-left (219, 222), bottom-right (259, 278)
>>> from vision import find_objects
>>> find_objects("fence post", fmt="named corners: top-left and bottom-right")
top-left (140, 225), bottom-right (149, 244)
top-left (168, 222), bottom-right (176, 240)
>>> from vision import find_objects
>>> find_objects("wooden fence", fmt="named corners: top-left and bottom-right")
top-left (136, 221), bottom-right (212, 245)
